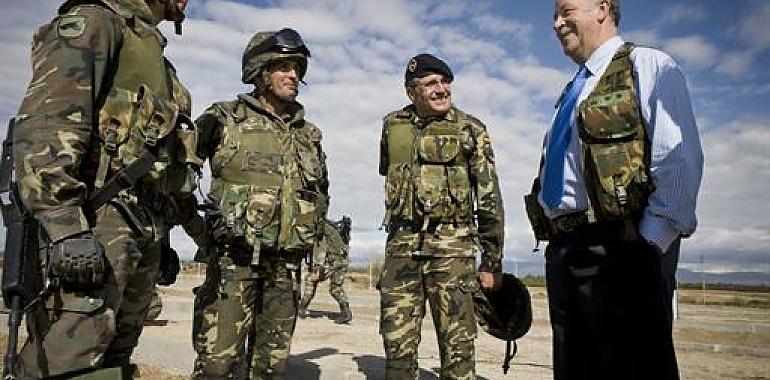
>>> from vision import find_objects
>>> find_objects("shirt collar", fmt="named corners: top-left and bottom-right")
top-left (583, 35), bottom-right (624, 77)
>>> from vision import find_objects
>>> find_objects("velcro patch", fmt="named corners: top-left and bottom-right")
top-left (57, 15), bottom-right (87, 38)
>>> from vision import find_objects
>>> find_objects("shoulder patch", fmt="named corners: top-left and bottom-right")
top-left (57, 15), bottom-right (87, 38)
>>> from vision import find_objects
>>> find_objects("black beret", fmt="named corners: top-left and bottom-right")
top-left (405, 53), bottom-right (454, 85)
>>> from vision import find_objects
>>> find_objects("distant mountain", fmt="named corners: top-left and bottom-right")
top-left (676, 268), bottom-right (770, 286)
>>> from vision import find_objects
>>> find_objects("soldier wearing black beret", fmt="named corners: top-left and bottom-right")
top-left (377, 53), bottom-right (506, 379)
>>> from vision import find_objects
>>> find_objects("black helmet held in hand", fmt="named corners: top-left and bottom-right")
top-left (474, 273), bottom-right (533, 374)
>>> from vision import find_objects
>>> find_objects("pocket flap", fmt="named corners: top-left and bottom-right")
top-left (418, 135), bottom-right (460, 163)
top-left (580, 89), bottom-right (641, 141)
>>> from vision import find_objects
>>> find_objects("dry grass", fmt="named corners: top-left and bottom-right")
top-left (677, 289), bottom-right (770, 308)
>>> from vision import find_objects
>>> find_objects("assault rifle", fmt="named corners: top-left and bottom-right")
top-left (1, 118), bottom-right (42, 379)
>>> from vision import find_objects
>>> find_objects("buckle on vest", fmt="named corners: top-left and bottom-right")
top-left (104, 119), bottom-right (120, 155)
top-left (144, 113), bottom-right (163, 146)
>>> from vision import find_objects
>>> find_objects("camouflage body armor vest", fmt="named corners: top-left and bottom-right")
top-left (383, 108), bottom-right (473, 231)
top-left (578, 42), bottom-right (653, 220)
top-left (209, 96), bottom-right (326, 253)
top-left (94, 3), bottom-right (198, 210)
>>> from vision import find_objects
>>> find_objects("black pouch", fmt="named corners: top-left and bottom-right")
top-left (523, 178), bottom-right (553, 242)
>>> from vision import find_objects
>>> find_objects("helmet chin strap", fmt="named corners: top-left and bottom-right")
top-left (164, 0), bottom-right (185, 35)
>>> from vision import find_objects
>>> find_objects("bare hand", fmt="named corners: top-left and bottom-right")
top-left (478, 271), bottom-right (502, 291)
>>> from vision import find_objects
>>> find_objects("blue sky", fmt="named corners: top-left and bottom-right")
top-left (0, 0), bottom-right (768, 274)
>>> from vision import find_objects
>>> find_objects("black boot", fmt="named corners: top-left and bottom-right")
top-left (335, 302), bottom-right (352, 324)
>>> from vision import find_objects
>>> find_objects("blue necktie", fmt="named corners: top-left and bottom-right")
top-left (542, 66), bottom-right (590, 209)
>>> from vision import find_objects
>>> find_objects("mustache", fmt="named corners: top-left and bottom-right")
top-left (429, 90), bottom-right (451, 100)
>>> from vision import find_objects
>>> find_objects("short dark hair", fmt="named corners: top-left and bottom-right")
top-left (605, 0), bottom-right (620, 27)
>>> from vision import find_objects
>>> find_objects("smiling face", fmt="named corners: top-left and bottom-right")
top-left (553, 0), bottom-right (614, 64)
top-left (264, 58), bottom-right (301, 102)
top-left (408, 73), bottom-right (452, 118)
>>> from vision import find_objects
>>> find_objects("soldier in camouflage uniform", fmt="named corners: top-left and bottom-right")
top-left (11, 0), bottom-right (196, 378)
top-left (191, 28), bottom-right (328, 380)
top-left (298, 216), bottom-right (353, 324)
top-left (378, 53), bottom-right (505, 380)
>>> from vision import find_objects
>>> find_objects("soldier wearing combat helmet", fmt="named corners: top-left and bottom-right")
top-left (378, 53), bottom-right (505, 379)
top-left (191, 28), bottom-right (328, 379)
top-left (10, 0), bottom-right (196, 378)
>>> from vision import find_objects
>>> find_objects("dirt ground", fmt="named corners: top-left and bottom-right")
top-left (2, 274), bottom-right (769, 379)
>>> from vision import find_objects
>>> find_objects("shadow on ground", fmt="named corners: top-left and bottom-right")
top-left (300, 308), bottom-right (341, 321)
top-left (284, 347), bottom-right (338, 379)
top-left (352, 355), bottom-right (491, 380)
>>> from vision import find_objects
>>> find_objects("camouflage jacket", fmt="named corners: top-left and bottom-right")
top-left (312, 219), bottom-right (350, 271)
top-left (379, 105), bottom-right (505, 272)
top-left (12, 0), bottom-right (195, 243)
top-left (195, 93), bottom-right (329, 252)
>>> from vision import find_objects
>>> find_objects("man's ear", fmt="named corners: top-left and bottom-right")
top-left (596, 0), bottom-right (610, 24)
top-left (406, 87), bottom-right (416, 103)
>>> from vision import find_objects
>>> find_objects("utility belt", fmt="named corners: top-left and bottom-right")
top-left (216, 243), bottom-right (303, 269)
top-left (386, 216), bottom-right (472, 235)
top-left (524, 179), bottom-right (641, 246)
top-left (551, 212), bottom-right (592, 234)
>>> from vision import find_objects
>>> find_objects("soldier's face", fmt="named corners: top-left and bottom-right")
top-left (553, 0), bottom-right (604, 63)
top-left (266, 59), bottom-right (301, 102)
top-left (409, 73), bottom-right (452, 118)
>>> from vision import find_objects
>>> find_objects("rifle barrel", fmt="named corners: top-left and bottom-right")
top-left (3, 295), bottom-right (22, 379)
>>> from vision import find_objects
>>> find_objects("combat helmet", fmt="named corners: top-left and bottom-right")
top-left (242, 28), bottom-right (311, 84)
top-left (473, 273), bottom-right (533, 374)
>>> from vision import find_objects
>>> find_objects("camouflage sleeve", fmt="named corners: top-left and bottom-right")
top-left (465, 116), bottom-right (505, 272)
top-left (178, 195), bottom-right (209, 248)
top-left (378, 118), bottom-right (389, 176)
top-left (12, 5), bottom-right (122, 242)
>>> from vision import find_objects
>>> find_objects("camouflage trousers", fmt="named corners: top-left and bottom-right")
top-left (18, 203), bottom-right (161, 379)
top-left (379, 255), bottom-right (478, 380)
top-left (192, 252), bottom-right (302, 380)
top-left (301, 262), bottom-right (348, 307)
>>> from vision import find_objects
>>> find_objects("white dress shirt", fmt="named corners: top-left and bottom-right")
top-left (538, 36), bottom-right (704, 252)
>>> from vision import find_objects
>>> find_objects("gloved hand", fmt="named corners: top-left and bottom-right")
top-left (49, 232), bottom-right (106, 288)
top-left (202, 201), bottom-right (229, 244)
top-left (158, 244), bottom-right (181, 286)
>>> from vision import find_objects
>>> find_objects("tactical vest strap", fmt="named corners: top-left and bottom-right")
top-left (0, 118), bottom-right (16, 195)
top-left (87, 149), bottom-right (157, 212)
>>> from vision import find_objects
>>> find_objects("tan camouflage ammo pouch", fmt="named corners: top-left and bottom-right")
top-left (278, 129), bottom-right (328, 253)
top-left (577, 43), bottom-right (653, 220)
top-left (210, 104), bottom-right (283, 251)
top-left (523, 178), bottom-right (553, 241)
top-left (382, 163), bottom-right (414, 229)
top-left (96, 84), bottom-right (180, 190)
top-left (416, 131), bottom-right (472, 224)
top-left (279, 186), bottom-right (327, 253)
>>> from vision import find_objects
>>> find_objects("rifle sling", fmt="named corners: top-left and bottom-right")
top-left (88, 149), bottom-right (157, 212)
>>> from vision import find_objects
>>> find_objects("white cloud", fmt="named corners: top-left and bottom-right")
top-left (732, 3), bottom-right (770, 51)
top-left (662, 35), bottom-right (718, 71)
top-left (658, 4), bottom-right (707, 26)
top-left (623, 29), bottom-right (661, 48)
top-left (471, 14), bottom-right (532, 47)
top-left (715, 51), bottom-right (753, 77)
top-left (0, 0), bottom-right (768, 275)
top-left (687, 119), bottom-right (770, 259)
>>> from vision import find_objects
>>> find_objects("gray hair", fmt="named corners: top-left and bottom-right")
top-left (604, 0), bottom-right (620, 27)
